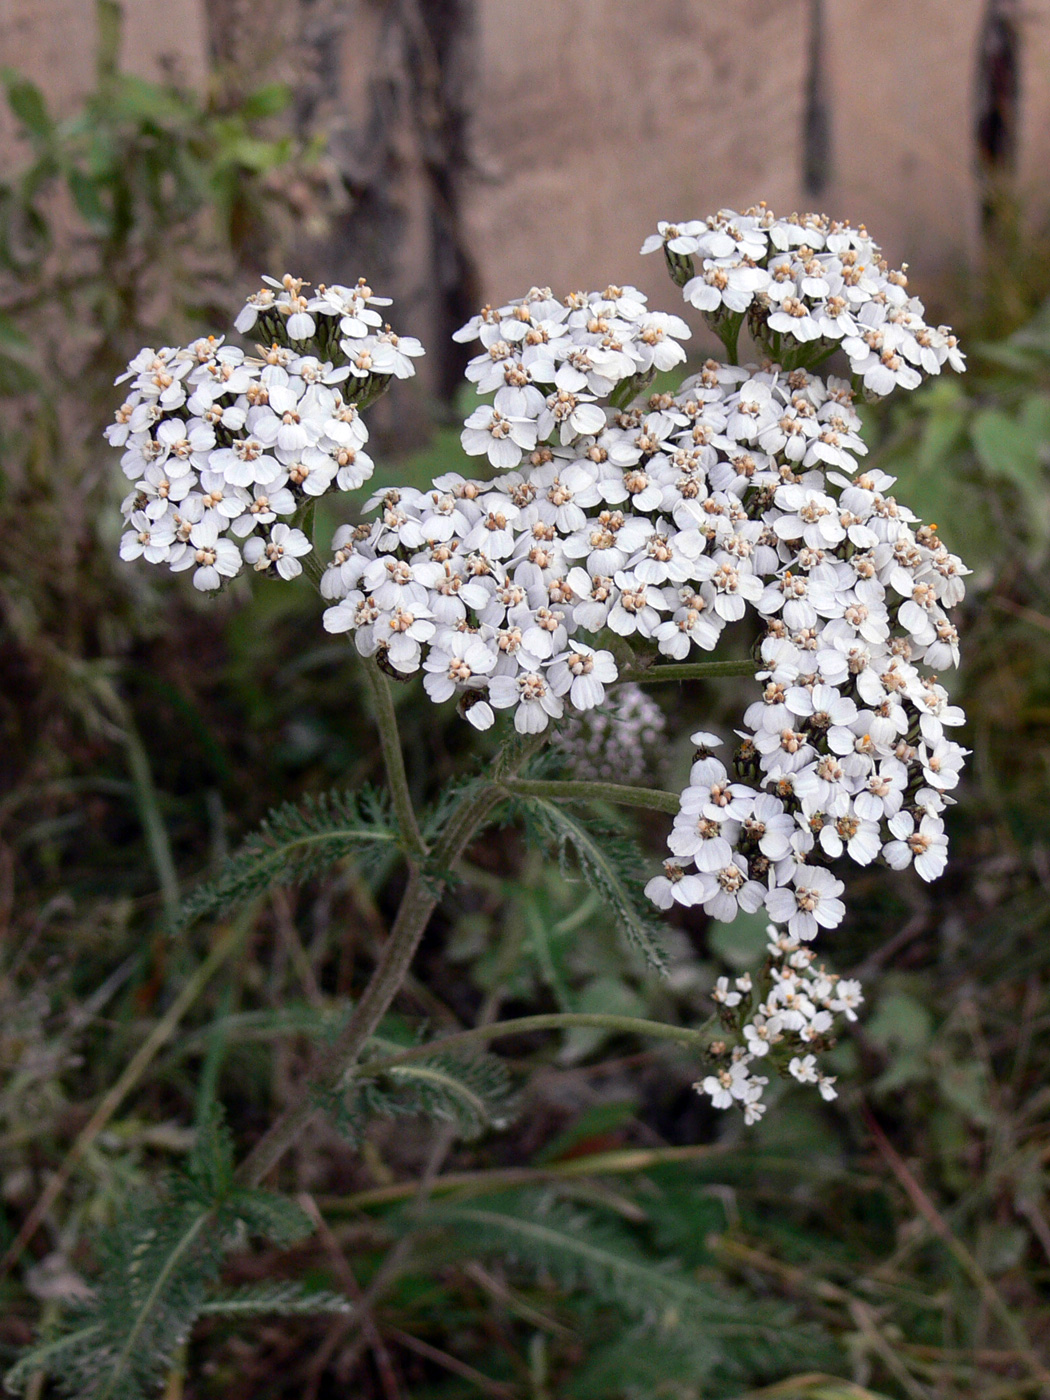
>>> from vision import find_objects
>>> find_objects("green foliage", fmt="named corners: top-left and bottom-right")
top-left (870, 301), bottom-right (1050, 560)
top-left (512, 793), bottom-right (668, 972)
top-left (333, 1042), bottom-right (516, 1143)
top-left (173, 786), bottom-right (396, 932)
top-left (419, 1191), bottom-right (827, 1393)
top-left (0, 61), bottom-right (295, 272)
top-left (5, 1112), bottom-right (314, 1400)
top-left (197, 1282), bottom-right (352, 1317)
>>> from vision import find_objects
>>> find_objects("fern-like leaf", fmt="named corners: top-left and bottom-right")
top-left (513, 796), bottom-right (668, 971)
top-left (8, 1193), bottom-right (226, 1400)
top-left (224, 1189), bottom-right (313, 1247)
top-left (422, 1192), bottom-right (792, 1339)
top-left (7, 1114), bottom-right (317, 1400)
top-left (197, 1282), bottom-right (352, 1318)
top-left (331, 1045), bottom-right (516, 1143)
top-left (173, 786), bottom-right (396, 932)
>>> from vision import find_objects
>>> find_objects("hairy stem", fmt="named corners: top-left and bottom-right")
top-left (362, 661), bottom-right (427, 862)
top-left (235, 732), bottom-right (546, 1188)
top-left (503, 777), bottom-right (681, 815)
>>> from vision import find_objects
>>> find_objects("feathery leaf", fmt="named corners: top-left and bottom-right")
top-left (197, 1282), bottom-right (352, 1318)
top-left (7, 1113), bottom-right (317, 1399)
top-left (513, 795), bottom-right (668, 971)
top-left (173, 786), bottom-right (396, 932)
top-left (331, 1044), bottom-right (516, 1143)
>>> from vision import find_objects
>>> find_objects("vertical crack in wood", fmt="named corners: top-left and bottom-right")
top-left (802, 0), bottom-right (831, 199)
top-left (975, 0), bottom-right (1021, 178)
top-left (974, 0), bottom-right (1022, 270)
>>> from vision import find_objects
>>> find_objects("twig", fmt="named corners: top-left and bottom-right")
top-left (385, 1325), bottom-right (519, 1398)
top-left (848, 1298), bottom-right (931, 1400)
top-left (298, 1194), bottom-right (401, 1400)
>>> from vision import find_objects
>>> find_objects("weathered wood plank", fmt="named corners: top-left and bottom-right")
top-left (462, 0), bottom-right (810, 305)
top-left (821, 0), bottom-right (986, 280)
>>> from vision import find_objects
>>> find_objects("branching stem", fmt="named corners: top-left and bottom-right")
top-left (235, 731), bottom-right (546, 1188)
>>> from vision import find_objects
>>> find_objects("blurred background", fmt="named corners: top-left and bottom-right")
top-left (2, 1), bottom-right (1050, 1396)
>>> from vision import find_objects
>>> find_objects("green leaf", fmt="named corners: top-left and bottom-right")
top-left (66, 168), bottom-right (109, 229)
top-left (173, 786), bottom-right (396, 932)
top-left (970, 401), bottom-right (1050, 539)
top-left (424, 1192), bottom-right (797, 1341)
top-left (971, 406), bottom-right (1039, 483)
top-left (108, 74), bottom-right (193, 128)
top-left (16, 1193), bottom-right (226, 1400)
top-left (7, 1108), bottom-right (316, 1399)
top-left (335, 1044), bottom-right (516, 1142)
top-left (0, 310), bottom-right (27, 350)
top-left (1, 70), bottom-right (52, 140)
top-left (236, 82), bottom-right (292, 120)
top-left (224, 1189), bottom-right (313, 1246)
top-left (198, 1282), bottom-right (352, 1317)
top-left (561, 976), bottom-right (648, 1061)
top-left (513, 795), bottom-right (667, 971)
top-left (4, 1328), bottom-right (103, 1395)
top-left (866, 990), bottom-right (933, 1053)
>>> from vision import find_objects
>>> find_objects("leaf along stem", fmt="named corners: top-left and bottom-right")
top-left (503, 776), bottom-right (681, 815)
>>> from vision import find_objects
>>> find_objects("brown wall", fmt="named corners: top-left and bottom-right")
top-left (1, 0), bottom-right (1045, 340)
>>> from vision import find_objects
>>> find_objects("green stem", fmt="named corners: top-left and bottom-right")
top-left (345, 1012), bottom-right (711, 1084)
top-left (361, 661), bottom-right (427, 863)
top-left (234, 732), bottom-right (547, 1189)
top-left (715, 311), bottom-right (745, 365)
top-left (504, 777), bottom-right (681, 816)
top-left (622, 659), bottom-right (758, 684)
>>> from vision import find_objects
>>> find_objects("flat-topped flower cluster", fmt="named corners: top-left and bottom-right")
top-left (643, 204), bottom-right (965, 394)
top-left (108, 206), bottom-right (970, 1123)
top-left (110, 277), bottom-right (422, 591)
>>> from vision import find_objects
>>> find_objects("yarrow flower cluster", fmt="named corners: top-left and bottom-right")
top-left (110, 206), bottom-right (970, 1123)
top-left (110, 276), bottom-right (422, 591)
top-left (642, 205), bottom-right (965, 396)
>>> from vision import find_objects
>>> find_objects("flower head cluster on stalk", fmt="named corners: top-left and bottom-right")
top-left (109, 205), bottom-right (970, 1122)
top-left (110, 275), bottom-right (422, 590)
